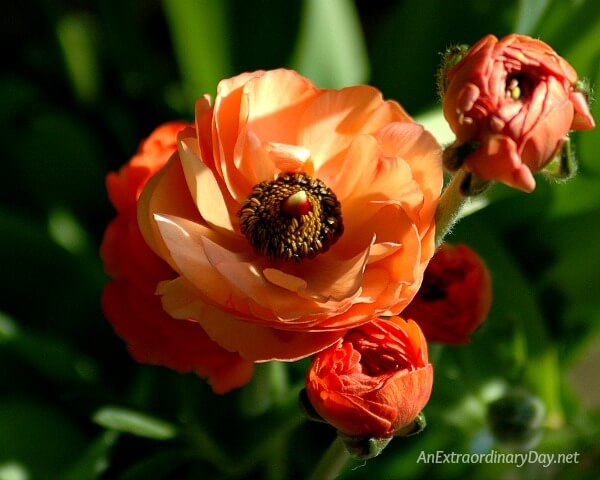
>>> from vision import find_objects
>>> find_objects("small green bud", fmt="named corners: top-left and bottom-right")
top-left (488, 388), bottom-right (545, 450)
top-left (436, 44), bottom-right (470, 100)
top-left (541, 137), bottom-right (577, 183)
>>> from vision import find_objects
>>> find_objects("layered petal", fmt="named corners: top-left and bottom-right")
top-left (100, 123), bottom-right (254, 393)
top-left (305, 317), bottom-right (433, 438)
top-left (103, 280), bottom-right (253, 393)
top-left (136, 70), bottom-right (442, 362)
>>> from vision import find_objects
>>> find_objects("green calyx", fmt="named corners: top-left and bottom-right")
top-left (338, 412), bottom-right (427, 460)
top-left (436, 44), bottom-right (470, 100)
top-left (443, 141), bottom-right (480, 172)
top-left (541, 137), bottom-right (577, 183)
top-left (338, 434), bottom-right (392, 460)
top-left (395, 411), bottom-right (427, 437)
top-left (575, 77), bottom-right (594, 105)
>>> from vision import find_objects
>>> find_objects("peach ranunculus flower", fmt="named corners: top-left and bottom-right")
top-left (442, 34), bottom-right (595, 192)
top-left (137, 69), bottom-right (443, 362)
top-left (304, 317), bottom-right (433, 438)
top-left (101, 122), bottom-right (254, 393)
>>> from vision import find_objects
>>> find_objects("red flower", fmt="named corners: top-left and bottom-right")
top-left (402, 244), bottom-right (492, 344)
top-left (100, 122), bottom-right (253, 393)
top-left (443, 34), bottom-right (595, 192)
top-left (305, 317), bottom-right (433, 438)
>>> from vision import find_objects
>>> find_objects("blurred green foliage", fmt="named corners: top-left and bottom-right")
top-left (1, 0), bottom-right (599, 478)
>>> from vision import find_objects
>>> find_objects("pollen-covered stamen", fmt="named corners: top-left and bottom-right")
top-left (506, 74), bottom-right (533, 101)
top-left (507, 77), bottom-right (521, 100)
top-left (238, 172), bottom-right (343, 261)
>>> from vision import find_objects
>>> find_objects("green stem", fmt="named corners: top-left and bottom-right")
top-left (307, 436), bottom-right (351, 480)
top-left (239, 361), bottom-right (289, 416)
top-left (434, 169), bottom-right (469, 247)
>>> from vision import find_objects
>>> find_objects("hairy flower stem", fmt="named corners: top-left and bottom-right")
top-left (434, 169), bottom-right (470, 247)
top-left (307, 436), bottom-right (351, 480)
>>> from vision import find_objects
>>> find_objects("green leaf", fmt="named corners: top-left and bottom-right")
top-left (47, 207), bottom-right (93, 255)
top-left (514, 0), bottom-right (550, 34)
top-left (290, 0), bottom-right (369, 87)
top-left (239, 362), bottom-right (289, 417)
top-left (162, 0), bottom-right (231, 107)
top-left (56, 12), bottom-right (101, 104)
top-left (62, 431), bottom-right (119, 480)
top-left (92, 406), bottom-right (178, 441)
top-left (0, 312), bottom-right (18, 343)
top-left (0, 461), bottom-right (29, 480)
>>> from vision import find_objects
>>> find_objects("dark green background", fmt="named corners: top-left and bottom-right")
top-left (1, 0), bottom-right (599, 478)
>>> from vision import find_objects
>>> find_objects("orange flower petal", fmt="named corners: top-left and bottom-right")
top-left (137, 155), bottom-right (202, 268)
top-left (467, 135), bottom-right (536, 192)
top-left (232, 130), bottom-right (276, 195)
top-left (198, 312), bottom-right (345, 362)
top-left (375, 122), bottom-right (443, 222)
top-left (153, 214), bottom-right (240, 306)
top-left (570, 91), bottom-right (596, 130)
top-left (281, 239), bottom-right (372, 303)
top-left (179, 137), bottom-right (237, 235)
top-left (242, 69), bottom-right (319, 146)
top-left (299, 86), bottom-right (390, 173)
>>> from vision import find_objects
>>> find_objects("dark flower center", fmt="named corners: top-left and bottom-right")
top-left (238, 172), bottom-right (343, 261)
top-left (419, 278), bottom-right (448, 302)
top-left (506, 74), bottom-right (533, 101)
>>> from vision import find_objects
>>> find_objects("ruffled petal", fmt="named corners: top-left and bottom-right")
top-left (179, 136), bottom-right (238, 235)
top-left (274, 239), bottom-right (372, 303)
top-left (157, 276), bottom-right (344, 361)
top-left (198, 313), bottom-right (345, 362)
top-left (153, 214), bottom-right (243, 306)
top-left (137, 155), bottom-right (203, 268)
top-left (375, 122), bottom-right (442, 225)
top-left (298, 86), bottom-right (410, 176)
top-left (242, 69), bottom-right (319, 145)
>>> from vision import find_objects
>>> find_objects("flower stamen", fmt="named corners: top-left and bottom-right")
top-left (238, 172), bottom-right (343, 261)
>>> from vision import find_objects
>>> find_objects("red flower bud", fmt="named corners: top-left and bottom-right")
top-left (403, 243), bottom-right (492, 344)
top-left (442, 34), bottom-right (595, 192)
top-left (305, 317), bottom-right (433, 438)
